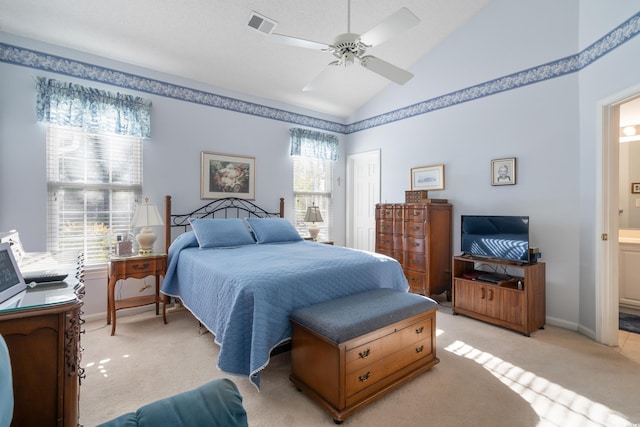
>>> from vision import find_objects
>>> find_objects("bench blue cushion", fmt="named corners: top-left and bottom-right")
top-left (290, 288), bottom-right (438, 343)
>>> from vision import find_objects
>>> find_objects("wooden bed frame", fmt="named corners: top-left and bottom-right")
top-left (164, 195), bottom-right (285, 253)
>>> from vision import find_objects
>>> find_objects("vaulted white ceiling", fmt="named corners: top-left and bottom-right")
top-left (0, 0), bottom-right (491, 118)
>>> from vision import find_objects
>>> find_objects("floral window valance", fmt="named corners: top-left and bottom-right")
top-left (36, 77), bottom-right (152, 139)
top-left (289, 128), bottom-right (339, 161)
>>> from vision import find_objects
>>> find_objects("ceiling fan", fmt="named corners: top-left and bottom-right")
top-left (262, 1), bottom-right (420, 91)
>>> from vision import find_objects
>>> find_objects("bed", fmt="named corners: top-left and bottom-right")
top-left (161, 196), bottom-right (409, 388)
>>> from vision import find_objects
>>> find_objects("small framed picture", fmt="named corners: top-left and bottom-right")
top-left (411, 164), bottom-right (445, 191)
top-left (201, 152), bottom-right (256, 199)
top-left (632, 183), bottom-right (640, 194)
top-left (491, 158), bottom-right (516, 186)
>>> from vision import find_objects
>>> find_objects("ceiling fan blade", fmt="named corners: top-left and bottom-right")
top-left (360, 55), bottom-right (413, 85)
top-left (269, 33), bottom-right (330, 51)
top-left (359, 7), bottom-right (420, 47)
top-left (303, 61), bottom-right (340, 91)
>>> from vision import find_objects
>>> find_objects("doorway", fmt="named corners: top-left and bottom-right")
top-left (600, 89), bottom-right (640, 347)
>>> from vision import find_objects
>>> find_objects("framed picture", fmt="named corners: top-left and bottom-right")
top-left (200, 152), bottom-right (255, 200)
top-left (410, 164), bottom-right (445, 191)
top-left (491, 158), bottom-right (516, 186)
top-left (632, 183), bottom-right (640, 194)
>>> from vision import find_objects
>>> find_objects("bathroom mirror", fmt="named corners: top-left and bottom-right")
top-left (619, 139), bottom-right (640, 229)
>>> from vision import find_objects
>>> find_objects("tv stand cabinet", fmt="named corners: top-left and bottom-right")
top-left (452, 256), bottom-right (545, 336)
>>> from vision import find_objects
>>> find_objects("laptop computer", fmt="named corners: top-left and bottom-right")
top-left (0, 242), bottom-right (27, 310)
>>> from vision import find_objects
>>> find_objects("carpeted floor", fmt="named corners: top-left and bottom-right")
top-left (619, 312), bottom-right (640, 334)
top-left (78, 301), bottom-right (640, 427)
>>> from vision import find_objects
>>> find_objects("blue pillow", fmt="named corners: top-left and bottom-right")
top-left (244, 218), bottom-right (303, 244)
top-left (189, 218), bottom-right (256, 248)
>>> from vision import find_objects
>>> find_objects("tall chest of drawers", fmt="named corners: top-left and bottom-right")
top-left (375, 202), bottom-right (452, 298)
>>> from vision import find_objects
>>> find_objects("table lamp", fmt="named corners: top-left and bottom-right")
top-left (131, 197), bottom-right (164, 255)
top-left (304, 203), bottom-right (323, 241)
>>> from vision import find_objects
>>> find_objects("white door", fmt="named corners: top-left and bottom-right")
top-left (346, 150), bottom-right (380, 250)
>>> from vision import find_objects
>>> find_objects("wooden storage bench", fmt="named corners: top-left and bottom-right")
top-left (289, 288), bottom-right (439, 423)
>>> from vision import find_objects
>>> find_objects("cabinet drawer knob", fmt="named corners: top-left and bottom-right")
top-left (358, 371), bottom-right (371, 383)
top-left (415, 326), bottom-right (424, 334)
top-left (133, 263), bottom-right (150, 270)
top-left (415, 345), bottom-right (424, 354)
top-left (358, 348), bottom-right (371, 359)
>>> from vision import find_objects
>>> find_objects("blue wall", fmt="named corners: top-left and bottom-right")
top-left (1, 1), bottom-right (640, 333)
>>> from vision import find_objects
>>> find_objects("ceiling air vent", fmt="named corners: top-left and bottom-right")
top-left (248, 11), bottom-right (277, 35)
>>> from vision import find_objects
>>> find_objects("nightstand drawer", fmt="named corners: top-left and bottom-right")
top-left (109, 255), bottom-right (167, 279)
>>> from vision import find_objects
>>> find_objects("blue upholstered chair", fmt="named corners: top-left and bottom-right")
top-left (1, 334), bottom-right (14, 427)
top-left (96, 378), bottom-right (249, 427)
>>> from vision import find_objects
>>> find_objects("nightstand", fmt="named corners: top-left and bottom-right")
top-left (107, 253), bottom-right (167, 335)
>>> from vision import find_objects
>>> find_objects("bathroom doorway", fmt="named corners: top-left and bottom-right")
top-left (599, 88), bottom-right (640, 349)
top-left (618, 98), bottom-right (640, 320)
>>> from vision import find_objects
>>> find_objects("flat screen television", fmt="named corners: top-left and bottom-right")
top-left (461, 215), bottom-right (530, 263)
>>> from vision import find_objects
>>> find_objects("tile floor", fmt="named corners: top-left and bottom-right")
top-left (617, 330), bottom-right (640, 364)
top-left (618, 307), bottom-right (640, 364)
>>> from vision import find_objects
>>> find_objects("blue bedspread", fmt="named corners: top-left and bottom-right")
top-left (161, 233), bottom-right (408, 389)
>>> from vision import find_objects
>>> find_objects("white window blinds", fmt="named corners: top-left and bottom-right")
top-left (47, 126), bottom-right (142, 264)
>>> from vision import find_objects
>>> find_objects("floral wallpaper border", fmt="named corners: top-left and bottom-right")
top-left (1, 11), bottom-right (638, 135)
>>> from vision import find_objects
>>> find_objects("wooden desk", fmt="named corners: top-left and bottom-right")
top-left (107, 254), bottom-right (167, 335)
top-left (0, 279), bottom-right (84, 427)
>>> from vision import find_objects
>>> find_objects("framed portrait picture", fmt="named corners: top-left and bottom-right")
top-left (632, 183), bottom-right (640, 194)
top-left (200, 152), bottom-right (255, 200)
top-left (410, 164), bottom-right (445, 191)
top-left (491, 158), bottom-right (516, 186)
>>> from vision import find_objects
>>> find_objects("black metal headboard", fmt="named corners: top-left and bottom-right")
top-left (164, 195), bottom-right (285, 253)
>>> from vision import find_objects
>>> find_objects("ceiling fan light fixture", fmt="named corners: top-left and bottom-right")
top-left (257, 1), bottom-right (420, 90)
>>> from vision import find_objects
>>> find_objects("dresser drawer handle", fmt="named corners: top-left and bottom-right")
top-left (358, 371), bottom-right (371, 383)
top-left (410, 242), bottom-right (421, 247)
top-left (358, 348), bottom-right (371, 359)
top-left (415, 345), bottom-right (424, 354)
top-left (409, 226), bottom-right (420, 231)
top-left (133, 263), bottom-right (150, 270)
top-left (415, 326), bottom-right (424, 334)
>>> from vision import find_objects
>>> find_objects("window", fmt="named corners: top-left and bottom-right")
top-left (293, 154), bottom-right (333, 240)
top-left (36, 77), bottom-right (151, 265)
top-left (290, 128), bottom-right (338, 241)
top-left (47, 127), bottom-right (142, 264)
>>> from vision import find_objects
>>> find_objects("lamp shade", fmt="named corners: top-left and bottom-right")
top-left (304, 205), bottom-right (323, 223)
top-left (132, 197), bottom-right (164, 228)
top-left (131, 197), bottom-right (164, 255)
